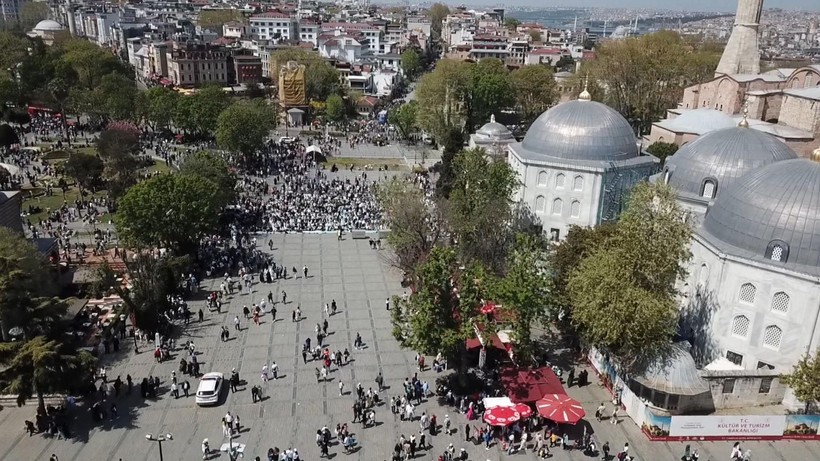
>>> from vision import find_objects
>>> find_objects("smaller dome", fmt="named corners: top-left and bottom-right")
top-left (662, 108), bottom-right (736, 135)
top-left (34, 20), bottom-right (64, 31)
top-left (475, 114), bottom-right (513, 142)
top-left (665, 126), bottom-right (797, 201)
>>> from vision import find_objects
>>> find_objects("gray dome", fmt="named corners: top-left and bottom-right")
top-left (666, 126), bottom-right (797, 200)
top-left (475, 121), bottom-right (513, 141)
top-left (701, 158), bottom-right (820, 273)
top-left (34, 20), bottom-right (64, 31)
top-left (520, 100), bottom-right (638, 162)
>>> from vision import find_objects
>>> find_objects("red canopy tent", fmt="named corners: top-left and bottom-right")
top-left (499, 367), bottom-right (566, 403)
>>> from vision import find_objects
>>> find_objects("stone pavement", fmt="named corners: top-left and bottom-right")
top-left (0, 235), bottom-right (817, 461)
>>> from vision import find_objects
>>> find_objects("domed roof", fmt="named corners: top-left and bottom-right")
top-left (475, 114), bottom-right (513, 142)
top-left (701, 158), bottom-right (820, 274)
top-left (519, 99), bottom-right (638, 162)
top-left (665, 125), bottom-right (797, 200)
top-left (34, 20), bottom-right (64, 31)
top-left (661, 108), bottom-right (736, 135)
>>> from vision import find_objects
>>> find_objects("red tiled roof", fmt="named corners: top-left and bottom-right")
top-left (530, 48), bottom-right (563, 56)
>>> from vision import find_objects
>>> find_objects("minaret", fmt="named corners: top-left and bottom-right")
top-left (715, 0), bottom-right (764, 76)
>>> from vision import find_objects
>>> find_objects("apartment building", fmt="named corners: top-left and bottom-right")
top-left (249, 11), bottom-right (297, 42)
top-left (469, 34), bottom-right (509, 61)
top-left (168, 42), bottom-right (230, 87)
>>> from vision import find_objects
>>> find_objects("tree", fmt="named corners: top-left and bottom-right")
top-left (324, 94), bottom-right (346, 123)
top-left (268, 48), bottom-right (341, 101)
top-left (554, 55), bottom-right (575, 71)
top-left (391, 247), bottom-right (487, 368)
top-left (0, 123), bottom-right (18, 148)
top-left (567, 182), bottom-right (692, 372)
top-left (444, 148), bottom-right (519, 273)
top-left (493, 234), bottom-right (551, 365)
top-left (18, 2), bottom-right (49, 30)
top-left (781, 349), bottom-right (820, 412)
top-left (504, 18), bottom-right (521, 30)
top-left (47, 78), bottom-right (72, 144)
top-left (63, 151), bottom-right (104, 194)
top-left (175, 85), bottom-right (231, 137)
top-left (587, 31), bottom-right (720, 134)
top-left (0, 336), bottom-right (95, 410)
top-left (179, 150), bottom-right (237, 204)
top-left (197, 9), bottom-right (245, 31)
top-left (138, 86), bottom-right (180, 131)
top-left (96, 124), bottom-right (140, 197)
top-left (401, 48), bottom-right (423, 79)
top-left (99, 72), bottom-right (138, 121)
top-left (59, 39), bottom-right (130, 90)
top-left (647, 141), bottom-right (679, 165)
top-left (415, 59), bottom-right (472, 145)
top-left (390, 101), bottom-right (419, 141)
top-left (428, 3), bottom-right (450, 40)
top-left (115, 173), bottom-right (228, 254)
top-left (510, 65), bottom-right (556, 128)
top-left (216, 100), bottom-right (275, 158)
top-left (374, 177), bottom-right (444, 275)
top-left (0, 228), bottom-right (65, 341)
top-left (528, 30), bottom-right (542, 43)
top-left (468, 58), bottom-right (513, 131)
top-left (434, 126), bottom-right (466, 197)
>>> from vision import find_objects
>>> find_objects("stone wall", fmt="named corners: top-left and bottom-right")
top-left (779, 95), bottom-right (820, 135)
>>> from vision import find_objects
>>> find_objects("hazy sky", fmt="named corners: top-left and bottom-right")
top-left (475, 0), bottom-right (820, 13)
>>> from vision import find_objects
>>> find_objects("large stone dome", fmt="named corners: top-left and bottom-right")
top-left (701, 158), bottom-right (820, 274)
top-left (34, 20), bottom-right (64, 31)
top-left (518, 99), bottom-right (638, 162)
top-left (665, 125), bottom-right (797, 201)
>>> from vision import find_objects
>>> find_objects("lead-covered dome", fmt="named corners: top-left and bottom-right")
top-left (665, 126), bottom-right (797, 201)
top-left (475, 114), bottom-right (513, 142)
top-left (518, 100), bottom-right (638, 162)
top-left (34, 20), bottom-right (64, 31)
top-left (701, 158), bottom-right (820, 274)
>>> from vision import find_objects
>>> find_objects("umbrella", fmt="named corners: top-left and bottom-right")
top-left (514, 403), bottom-right (533, 419)
top-left (480, 302), bottom-right (497, 314)
top-left (483, 406), bottom-right (520, 426)
top-left (536, 394), bottom-right (585, 424)
top-left (306, 145), bottom-right (322, 154)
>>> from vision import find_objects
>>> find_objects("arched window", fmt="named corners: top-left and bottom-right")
top-left (570, 200), bottom-right (581, 218)
top-left (771, 292), bottom-right (790, 313)
top-left (763, 325), bottom-right (783, 349)
top-left (739, 283), bottom-right (756, 304)
top-left (555, 173), bottom-right (565, 189)
top-left (537, 171), bottom-right (548, 186)
top-left (552, 198), bottom-right (563, 215)
top-left (731, 315), bottom-right (750, 338)
top-left (764, 240), bottom-right (789, 263)
top-left (702, 179), bottom-right (717, 199)
top-left (573, 175), bottom-right (584, 191)
top-left (698, 263), bottom-right (709, 286)
top-left (534, 195), bottom-right (546, 212)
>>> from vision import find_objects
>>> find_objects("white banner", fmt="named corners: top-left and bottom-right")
top-left (670, 415), bottom-right (786, 438)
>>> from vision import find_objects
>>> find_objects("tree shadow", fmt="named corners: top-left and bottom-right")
top-left (678, 284), bottom-right (721, 368)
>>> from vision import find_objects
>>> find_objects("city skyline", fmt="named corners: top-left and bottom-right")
top-left (456, 0), bottom-right (820, 13)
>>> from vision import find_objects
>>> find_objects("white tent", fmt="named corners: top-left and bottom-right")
top-left (306, 145), bottom-right (322, 154)
top-left (483, 396), bottom-right (514, 409)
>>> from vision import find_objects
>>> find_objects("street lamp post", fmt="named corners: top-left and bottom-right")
top-left (145, 433), bottom-right (173, 461)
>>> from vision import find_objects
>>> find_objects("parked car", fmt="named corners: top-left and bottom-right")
top-left (195, 372), bottom-right (224, 406)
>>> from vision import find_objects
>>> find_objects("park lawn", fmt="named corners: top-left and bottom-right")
top-left (21, 186), bottom-right (108, 223)
top-left (321, 157), bottom-right (407, 170)
top-left (148, 159), bottom-right (172, 174)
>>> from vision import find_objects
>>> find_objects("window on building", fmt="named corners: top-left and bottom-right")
top-left (555, 173), bottom-right (565, 189)
top-left (698, 263), bottom-right (709, 286)
top-left (763, 325), bottom-right (783, 349)
top-left (552, 198), bottom-right (563, 215)
top-left (534, 195), bottom-right (545, 212)
top-left (759, 377), bottom-right (773, 394)
top-left (726, 351), bottom-right (743, 366)
top-left (731, 315), bottom-right (750, 338)
top-left (702, 179), bottom-right (716, 199)
top-left (537, 170), bottom-right (547, 186)
top-left (771, 292), bottom-right (790, 313)
top-left (573, 175), bottom-right (584, 191)
top-left (757, 361), bottom-right (774, 370)
top-left (549, 228), bottom-right (560, 242)
top-left (570, 201), bottom-right (580, 218)
top-left (739, 283), bottom-right (756, 304)
top-left (771, 245), bottom-right (783, 261)
top-left (722, 379), bottom-right (735, 394)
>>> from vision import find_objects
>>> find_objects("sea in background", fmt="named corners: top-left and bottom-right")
top-left (506, 9), bottom-right (590, 29)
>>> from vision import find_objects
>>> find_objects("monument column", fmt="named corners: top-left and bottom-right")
top-left (715, 0), bottom-right (764, 75)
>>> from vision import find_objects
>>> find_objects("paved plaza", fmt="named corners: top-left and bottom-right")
top-left (0, 235), bottom-right (818, 461)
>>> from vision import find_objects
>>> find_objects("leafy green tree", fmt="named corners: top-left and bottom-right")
top-left (216, 100), bottom-right (275, 157)
top-left (587, 30), bottom-right (720, 134)
top-left (18, 2), bottom-right (49, 30)
top-left (428, 3), bottom-right (450, 40)
top-left (0, 123), bottom-right (18, 148)
top-left (493, 234), bottom-right (551, 365)
top-left (510, 64), bottom-right (556, 128)
top-left (63, 151), bottom-right (104, 194)
top-left (0, 228), bottom-right (66, 341)
top-left (401, 48), bottom-right (423, 79)
top-left (390, 100), bottom-right (419, 141)
top-left (415, 59), bottom-right (472, 145)
top-left (374, 177), bottom-right (444, 275)
top-left (59, 39), bottom-right (130, 90)
top-left (324, 94), bottom-right (346, 123)
top-left (96, 124), bottom-right (141, 197)
top-left (567, 182), bottom-right (692, 372)
top-left (0, 33), bottom-right (31, 79)
top-left (197, 9), bottom-right (245, 31)
top-left (115, 173), bottom-right (228, 254)
top-left (269, 48), bottom-right (341, 101)
top-left (468, 58), bottom-right (513, 131)
top-left (780, 349), bottom-right (820, 413)
top-left (391, 247), bottom-right (487, 367)
top-left (528, 30), bottom-right (542, 43)
top-left (47, 78), bottom-right (72, 144)
top-left (555, 55), bottom-right (575, 70)
top-left (444, 148), bottom-right (519, 273)
top-left (504, 18), bottom-right (521, 30)
top-left (175, 86), bottom-right (231, 137)
top-left (647, 141), bottom-right (679, 165)
top-left (0, 336), bottom-right (95, 410)
top-left (138, 86), bottom-right (180, 131)
top-left (179, 150), bottom-right (237, 204)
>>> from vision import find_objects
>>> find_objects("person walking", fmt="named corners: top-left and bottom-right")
top-left (339, 381), bottom-right (345, 396)
top-left (271, 361), bottom-right (278, 380)
top-left (234, 315), bottom-right (241, 331)
top-left (182, 380), bottom-right (190, 397)
top-left (385, 297), bottom-right (390, 310)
